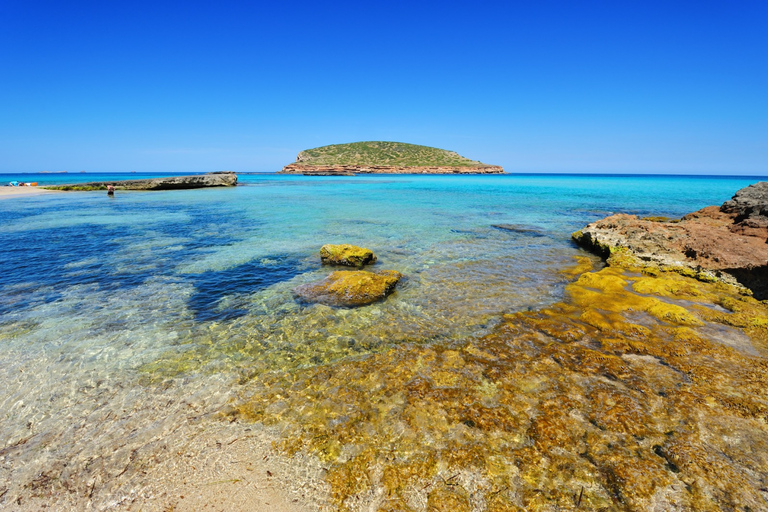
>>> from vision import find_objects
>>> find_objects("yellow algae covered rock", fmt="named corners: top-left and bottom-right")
top-left (320, 244), bottom-right (377, 267)
top-left (567, 266), bottom-right (703, 326)
top-left (293, 270), bottom-right (402, 307)
top-left (234, 260), bottom-right (768, 511)
top-left (573, 185), bottom-right (768, 299)
top-left (559, 254), bottom-right (599, 279)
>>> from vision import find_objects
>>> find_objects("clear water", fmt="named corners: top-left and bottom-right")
top-left (0, 173), bottom-right (764, 506)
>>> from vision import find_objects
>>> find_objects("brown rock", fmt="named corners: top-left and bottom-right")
top-left (573, 183), bottom-right (768, 298)
top-left (293, 270), bottom-right (402, 307)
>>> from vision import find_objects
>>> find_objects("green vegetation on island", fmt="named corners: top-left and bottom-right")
top-left (292, 141), bottom-right (491, 167)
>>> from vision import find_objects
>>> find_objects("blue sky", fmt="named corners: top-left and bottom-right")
top-left (1, 1), bottom-right (766, 174)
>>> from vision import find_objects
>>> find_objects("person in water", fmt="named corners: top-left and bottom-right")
top-left (107, 185), bottom-right (115, 196)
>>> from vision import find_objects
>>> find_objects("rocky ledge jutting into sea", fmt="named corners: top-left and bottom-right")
top-left (573, 181), bottom-right (768, 299)
top-left (43, 172), bottom-right (237, 191)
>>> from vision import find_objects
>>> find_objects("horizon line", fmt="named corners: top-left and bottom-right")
top-left (2, 171), bottom-right (767, 179)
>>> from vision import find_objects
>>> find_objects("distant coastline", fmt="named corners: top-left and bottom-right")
top-left (4, 171), bottom-right (768, 180)
top-left (41, 173), bottom-right (237, 191)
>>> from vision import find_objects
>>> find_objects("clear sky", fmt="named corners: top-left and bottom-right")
top-left (1, 1), bottom-right (766, 174)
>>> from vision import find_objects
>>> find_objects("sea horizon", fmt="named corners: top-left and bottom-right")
top-left (3, 170), bottom-right (767, 178)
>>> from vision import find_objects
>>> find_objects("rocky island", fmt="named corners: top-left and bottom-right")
top-left (279, 141), bottom-right (504, 175)
top-left (42, 172), bottom-right (237, 191)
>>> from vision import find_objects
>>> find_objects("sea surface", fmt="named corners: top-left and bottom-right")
top-left (0, 173), bottom-right (765, 508)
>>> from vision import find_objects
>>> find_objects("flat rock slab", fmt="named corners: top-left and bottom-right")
top-left (293, 270), bottom-right (402, 307)
top-left (320, 244), bottom-right (377, 267)
top-left (44, 173), bottom-right (237, 191)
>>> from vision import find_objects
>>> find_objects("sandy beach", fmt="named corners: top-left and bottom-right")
top-left (0, 186), bottom-right (62, 199)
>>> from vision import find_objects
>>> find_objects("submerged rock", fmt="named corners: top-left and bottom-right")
top-left (573, 182), bottom-right (768, 299)
top-left (293, 270), bottom-right (402, 307)
top-left (319, 244), bottom-right (377, 267)
top-left (491, 223), bottom-right (547, 236)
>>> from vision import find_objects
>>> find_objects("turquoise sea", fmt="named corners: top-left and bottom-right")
top-left (0, 173), bottom-right (765, 508)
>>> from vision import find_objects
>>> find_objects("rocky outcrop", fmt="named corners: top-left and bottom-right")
top-left (320, 244), bottom-right (377, 267)
top-left (43, 173), bottom-right (237, 191)
top-left (573, 182), bottom-right (768, 299)
top-left (721, 181), bottom-right (768, 218)
top-left (721, 181), bottom-right (768, 237)
top-left (293, 270), bottom-right (403, 307)
top-left (280, 164), bottom-right (504, 175)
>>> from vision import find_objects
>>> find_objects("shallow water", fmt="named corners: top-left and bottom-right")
top-left (0, 173), bottom-right (765, 509)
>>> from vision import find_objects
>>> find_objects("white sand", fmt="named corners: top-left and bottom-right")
top-left (0, 186), bottom-right (63, 199)
top-left (11, 424), bottom-right (329, 511)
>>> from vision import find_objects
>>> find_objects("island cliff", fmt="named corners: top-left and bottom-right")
top-left (278, 141), bottom-right (504, 175)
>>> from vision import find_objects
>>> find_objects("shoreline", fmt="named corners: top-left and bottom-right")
top-left (0, 187), bottom-right (63, 199)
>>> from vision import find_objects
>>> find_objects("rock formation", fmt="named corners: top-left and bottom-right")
top-left (573, 182), bottom-right (768, 299)
top-left (280, 164), bottom-right (504, 175)
top-left (293, 270), bottom-right (402, 307)
top-left (320, 244), bottom-right (377, 267)
top-left (43, 172), bottom-right (237, 191)
top-left (279, 141), bottom-right (504, 175)
top-left (721, 181), bottom-right (768, 236)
